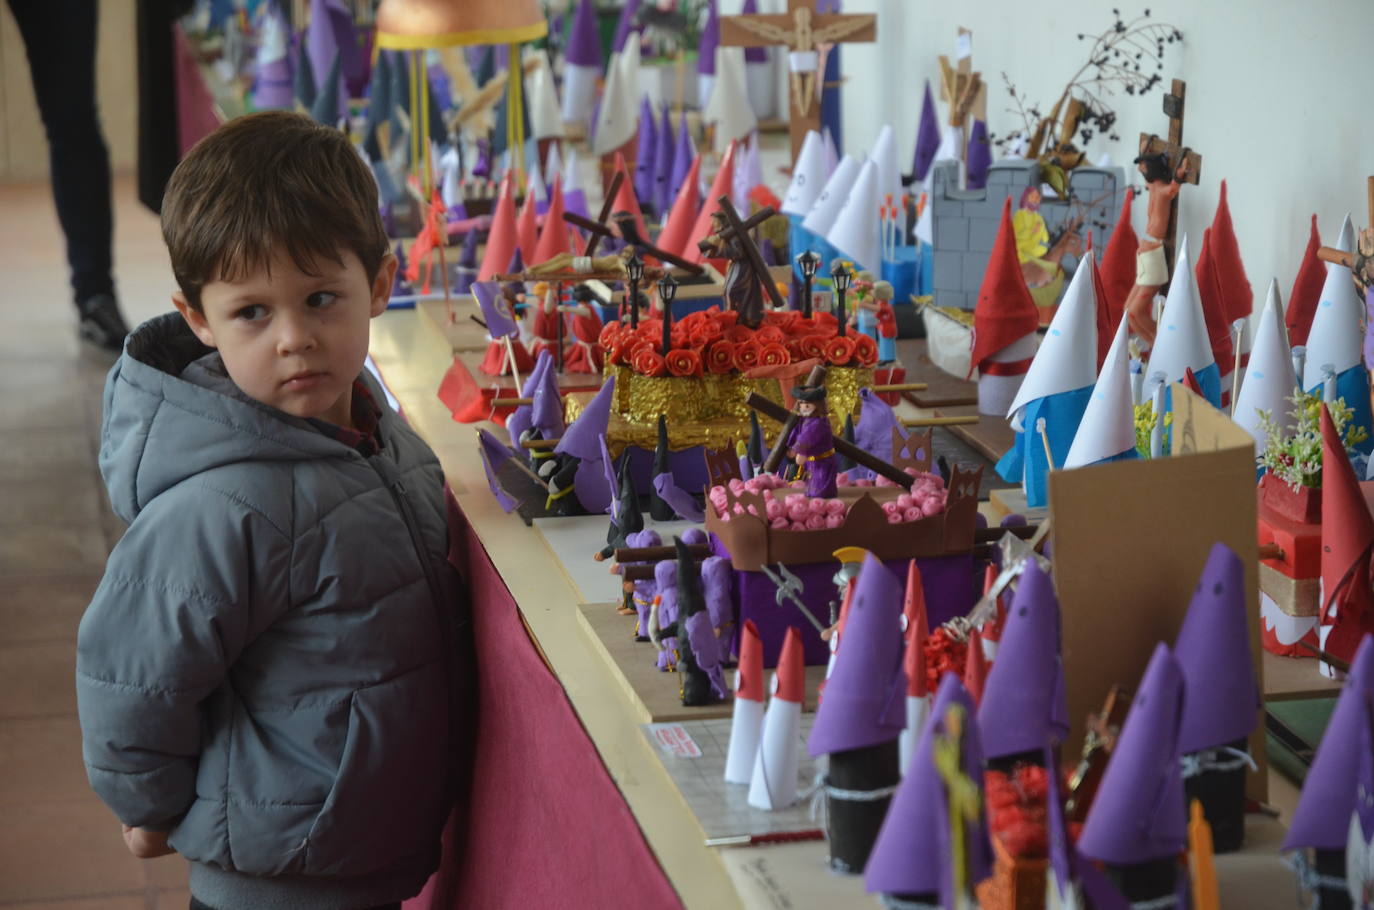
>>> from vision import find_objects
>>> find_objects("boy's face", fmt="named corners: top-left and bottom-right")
top-left (174, 248), bottom-right (396, 428)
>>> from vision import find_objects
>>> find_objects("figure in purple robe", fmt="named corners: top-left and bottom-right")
top-left (785, 384), bottom-right (839, 498)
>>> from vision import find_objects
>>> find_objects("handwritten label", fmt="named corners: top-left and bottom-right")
top-left (649, 723), bottom-right (702, 758)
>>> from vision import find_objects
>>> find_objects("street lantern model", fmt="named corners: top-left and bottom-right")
top-left (831, 261), bottom-right (852, 337)
top-left (797, 250), bottom-right (821, 319)
top-left (626, 252), bottom-right (645, 329)
top-left (658, 273), bottom-right (678, 353)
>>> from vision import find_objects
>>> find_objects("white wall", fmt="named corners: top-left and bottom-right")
top-left (838, 0), bottom-right (1374, 306)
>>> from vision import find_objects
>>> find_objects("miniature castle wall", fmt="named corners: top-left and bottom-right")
top-left (930, 159), bottom-right (1126, 311)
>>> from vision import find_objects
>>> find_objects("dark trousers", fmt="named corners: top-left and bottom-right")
top-left (190, 898), bottom-right (401, 910)
top-left (5, 0), bottom-right (115, 307)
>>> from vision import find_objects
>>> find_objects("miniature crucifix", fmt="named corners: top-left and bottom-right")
top-left (718, 0), bottom-right (876, 163)
top-left (698, 196), bottom-right (787, 328)
top-left (937, 29), bottom-right (984, 132)
top-left (1137, 79), bottom-right (1202, 273)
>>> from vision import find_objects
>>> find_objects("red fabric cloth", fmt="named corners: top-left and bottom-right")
top-left (478, 176), bottom-right (519, 282)
top-left (1098, 190), bottom-right (1138, 329)
top-left (515, 191), bottom-right (540, 265)
top-left (562, 311), bottom-right (605, 373)
top-left (533, 177), bottom-right (571, 263)
top-left (1287, 214), bottom-right (1325, 348)
top-left (1207, 180), bottom-right (1253, 324)
top-left (1194, 228), bottom-right (1236, 373)
top-left (478, 338), bottom-right (535, 377)
top-left (437, 357), bottom-right (490, 423)
top-left (530, 307), bottom-right (562, 363)
top-left (404, 496), bottom-right (683, 910)
top-left (969, 197), bottom-right (1040, 376)
top-left (1320, 405), bottom-right (1374, 661)
top-left (685, 142), bottom-right (739, 265)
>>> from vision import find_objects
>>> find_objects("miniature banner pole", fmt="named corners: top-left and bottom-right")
top-left (761, 364), bottom-right (828, 473)
top-left (1229, 320), bottom-right (1244, 415)
top-left (899, 415), bottom-right (980, 428)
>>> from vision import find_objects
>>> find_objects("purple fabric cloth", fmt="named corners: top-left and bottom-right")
top-left (1285, 635), bottom-right (1374, 850)
top-left (977, 562), bottom-right (1069, 759)
top-left (786, 416), bottom-right (838, 498)
top-left (911, 81), bottom-right (940, 183)
top-left (252, 56), bottom-right (293, 110)
top-left (865, 673), bottom-right (993, 900)
top-left (852, 388), bottom-right (905, 481)
top-left (565, 0), bottom-right (603, 67)
top-left (808, 555), bottom-right (907, 756)
top-left (1078, 643), bottom-right (1188, 865)
top-left (1174, 542), bottom-right (1260, 754)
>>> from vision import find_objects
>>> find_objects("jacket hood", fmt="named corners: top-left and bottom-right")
top-left (100, 313), bottom-right (364, 523)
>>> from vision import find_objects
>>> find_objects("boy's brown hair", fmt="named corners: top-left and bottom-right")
top-left (162, 111), bottom-right (388, 310)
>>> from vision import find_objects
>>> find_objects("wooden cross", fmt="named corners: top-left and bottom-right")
top-left (562, 211), bottom-right (705, 275)
top-left (714, 197), bottom-right (788, 312)
top-left (1138, 79), bottom-right (1202, 274)
top-left (937, 28), bottom-right (984, 130)
top-left (719, 0), bottom-right (876, 163)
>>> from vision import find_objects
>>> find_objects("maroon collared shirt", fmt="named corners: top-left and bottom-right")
top-left (308, 379), bottom-right (383, 457)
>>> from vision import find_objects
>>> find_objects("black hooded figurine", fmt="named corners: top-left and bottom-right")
top-left (673, 537), bottom-right (723, 707)
top-left (544, 452), bottom-right (585, 517)
top-left (747, 410), bottom-right (764, 473)
top-left (649, 414), bottom-right (676, 521)
top-left (596, 456), bottom-right (644, 562)
top-left (836, 413), bottom-right (857, 473)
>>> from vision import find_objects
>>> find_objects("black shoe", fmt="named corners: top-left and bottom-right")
top-left (78, 294), bottom-right (131, 354)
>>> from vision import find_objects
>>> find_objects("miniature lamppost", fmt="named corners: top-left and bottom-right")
top-left (798, 250), bottom-right (821, 319)
top-left (626, 252), bottom-right (645, 330)
top-left (831, 261), bottom-right (852, 337)
top-left (658, 274), bottom-right (678, 353)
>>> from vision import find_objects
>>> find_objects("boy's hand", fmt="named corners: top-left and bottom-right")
top-left (122, 825), bottom-right (176, 858)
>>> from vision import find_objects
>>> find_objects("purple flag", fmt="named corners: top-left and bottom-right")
top-left (472, 281), bottom-right (519, 338)
top-left (478, 429), bottom-right (521, 512)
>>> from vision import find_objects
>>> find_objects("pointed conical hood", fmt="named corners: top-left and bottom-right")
top-left (652, 106), bottom-right (675, 215)
top-left (737, 619), bottom-right (765, 702)
top-left (478, 175), bottom-right (519, 281)
top-left (611, 151), bottom-right (650, 244)
top-left (669, 111), bottom-right (695, 204)
top-left (1194, 228), bottom-right (1236, 376)
top-left (978, 562), bottom-right (1068, 758)
top-left (613, 451), bottom-right (643, 536)
top-left (634, 96), bottom-right (657, 205)
top-left (908, 81), bottom-right (941, 184)
top-left (1284, 635), bottom-right (1374, 849)
top-left (685, 141), bottom-right (738, 265)
top-left (1286, 215), bottom-right (1325, 348)
top-left (854, 388), bottom-right (902, 471)
top-left (1320, 403), bottom-right (1374, 641)
top-left (556, 376), bottom-right (615, 461)
top-left (776, 624), bottom-right (806, 702)
top-left (1148, 234), bottom-right (1216, 382)
top-left (1078, 643), bottom-right (1187, 865)
top-left (802, 153), bottom-right (859, 236)
top-left (970, 198), bottom-right (1040, 372)
top-left (1098, 192), bottom-right (1136, 348)
top-left (781, 130), bottom-right (826, 218)
top-left (612, 0), bottom-right (642, 52)
top-left (965, 119), bottom-right (992, 190)
top-left (676, 535), bottom-right (719, 705)
top-left (1234, 281), bottom-right (1297, 449)
top-left (904, 561), bottom-right (929, 698)
top-left (527, 52), bottom-right (565, 140)
top-left (822, 126), bottom-right (839, 176)
top-left (515, 189), bottom-right (540, 262)
top-left (529, 358), bottom-right (564, 438)
top-left (1208, 181), bottom-right (1252, 324)
top-left (656, 156), bottom-right (702, 258)
top-left (697, 0), bottom-right (719, 76)
top-left (252, 8), bottom-right (293, 110)
top-left (533, 176), bottom-right (571, 262)
top-left (1007, 253), bottom-right (1099, 418)
top-left (1303, 214), bottom-right (1363, 388)
top-left (808, 555), bottom-right (907, 756)
top-left (309, 52), bottom-right (342, 125)
top-left (704, 48), bottom-right (756, 153)
top-left (592, 39), bottom-right (642, 157)
top-left (648, 414), bottom-right (675, 521)
top-left (871, 124), bottom-right (900, 208)
top-left (307, 0), bottom-right (352, 121)
top-left (748, 410), bottom-right (764, 468)
top-left (1065, 313), bottom-right (1136, 467)
top-left (866, 673), bottom-right (991, 899)
top-left (1175, 543), bottom-right (1260, 754)
top-left (825, 158), bottom-right (882, 273)
top-left (565, 0), bottom-right (602, 67)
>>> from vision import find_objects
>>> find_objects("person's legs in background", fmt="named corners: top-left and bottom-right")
top-left (6, 0), bottom-right (131, 352)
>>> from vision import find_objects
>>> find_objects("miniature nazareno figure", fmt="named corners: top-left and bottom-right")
top-left (786, 384), bottom-right (839, 499)
top-left (697, 209), bottom-right (767, 329)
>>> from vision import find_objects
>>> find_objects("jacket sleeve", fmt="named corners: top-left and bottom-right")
top-left (76, 484), bottom-right (291, 828)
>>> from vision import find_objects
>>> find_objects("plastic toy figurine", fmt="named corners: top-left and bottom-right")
top-left (561, 284), bottom-right (605, 373)
top-left (785, 384), bottom-right (839, 499)
top-left (852, 279), bottom-right (898, 363)
top-left (697, 209), bottom-right (767, 329)
top-left (1123, 150), bottom-right (1191, 345)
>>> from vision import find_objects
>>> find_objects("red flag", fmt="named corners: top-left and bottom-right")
top-left (969, 197), bottom-right (1040, 377)
top-left (1286, 215), bottom-right (1325, 347)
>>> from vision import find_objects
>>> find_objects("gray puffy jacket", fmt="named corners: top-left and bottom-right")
top-left (77, 315), bottom-right (463, 896)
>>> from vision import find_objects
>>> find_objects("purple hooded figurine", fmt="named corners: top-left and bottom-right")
top-left (1174, 542), bottom-right (1261, 853)
top-left (977, 561), bottom-right (1069, 761)
top-left (851, 387), bottom-right (905, 482)
top-left (634, 95), bottom-right (657, 208)
top-left (652, 106), bottom-right (675, 217)
top-left (809, 555), bottom-right (907, 873)
top-left (524, 357), bottom-right (565, 479)
top-left (785, 384), bottom-right (838, 498)
top-left (697, 0), bottom-right (719, 105)
top-left (653, 559), bottom-right (679, 672)
top-left (506, 351), bottom-right (551, 447)
top-left (905, 80), bottom-right (940, 186)
top-left (866, 672), bottom-right (994, 906)
top-left (965, 119), bottom-right (992, 190)
top-left (1078, 642), bottom-right (1188, 903)
top-left (675, 538), bottom-right (728, 705)
top-left (629, 528), bottom-right (662, 640)
top-left (700, 555), bottom-right (735, 664)
top-left (668, 111), bottom-right (695, 206)
top-left (1285, 635), bottom-right (1374, 906)
top-left (554, 376), bottom-right (616, 515)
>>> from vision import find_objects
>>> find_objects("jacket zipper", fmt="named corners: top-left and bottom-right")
top-left (368, 454), bottom-right (447, 620)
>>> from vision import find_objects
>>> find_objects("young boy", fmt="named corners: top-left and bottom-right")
top-left (76, 111), bottom-right (470, 910)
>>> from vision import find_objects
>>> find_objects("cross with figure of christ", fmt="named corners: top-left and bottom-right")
top-left (719, 0), bottom-right (876, 163)
top-left (1138, 79), bottom-right (1203, 274)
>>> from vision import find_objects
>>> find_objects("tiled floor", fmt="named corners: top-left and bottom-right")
top-left (0, 176), bottom-right (189, 908)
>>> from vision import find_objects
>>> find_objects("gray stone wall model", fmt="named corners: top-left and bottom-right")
top-left (930, 159), bottom-right (1126, 311)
